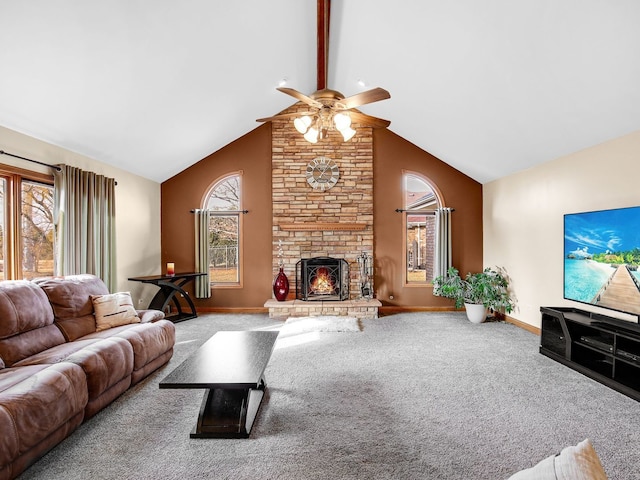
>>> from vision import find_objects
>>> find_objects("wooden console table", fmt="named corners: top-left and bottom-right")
top-left (160, 331), bottom-right (279, 438)
top-left (128, 272), bottom-right (206, 323)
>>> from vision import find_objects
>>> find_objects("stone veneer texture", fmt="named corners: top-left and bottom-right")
top-left (271, 104), bottom-right (374, 299)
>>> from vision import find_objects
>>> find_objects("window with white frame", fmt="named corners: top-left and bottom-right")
top-left (404, 173), bottom-right (440, 284)
top-left (203, 174), bottom-right (242, 285)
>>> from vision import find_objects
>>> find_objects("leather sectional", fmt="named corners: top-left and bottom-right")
top-left (0, 274), bottom-right (176, 480)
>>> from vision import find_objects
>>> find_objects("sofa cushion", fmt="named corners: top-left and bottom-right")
top-left (0, 281), bottom-right (55, 339)
top-left (34, 275), bottom-right (110, 341)
top-left (0, 325), bottom-right (67, 368)
top-left (508, 439), bottom-right (608, 480)
top-left (12, 338), bottom-right (104, 367)
top-left (91, 292), bottom-right (140, 331)
top-left (112, 320), bottom-right (175, 371)
top-left (0, 363), bottom-right (88, 468)
top-left (0, 281), bottom-right (64, 367)
top-left (0, 364), bottom-right (50, 394)
top-left (63, 337), bottom-right (134, 401)
top-left (80, 320), bottom-right (175, 372)
top-left (13, 337), bottom-right (134, 402)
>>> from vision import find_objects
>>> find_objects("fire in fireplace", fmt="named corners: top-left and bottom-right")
top-left (296, 257), bottom-right (349, 301)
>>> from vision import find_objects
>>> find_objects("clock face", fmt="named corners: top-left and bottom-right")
top-left (305, 156), bottom-right (340, 191)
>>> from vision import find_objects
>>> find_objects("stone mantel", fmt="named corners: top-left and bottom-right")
top-left (278, 222), bottom-right (368, 232)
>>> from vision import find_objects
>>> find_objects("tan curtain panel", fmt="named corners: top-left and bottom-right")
top-left (434, 207), bottom-right (453, 279)
top-left (53, 165), bottom-right (117, 291)
top-left (194, 209), bottom-right (211, 298)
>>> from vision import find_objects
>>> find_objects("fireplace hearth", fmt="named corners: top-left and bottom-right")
top-left (296, 257), bottom-right (349, 301)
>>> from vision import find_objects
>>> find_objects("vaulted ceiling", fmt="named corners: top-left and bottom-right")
top-left (1, 1), bottom-right (639, 184)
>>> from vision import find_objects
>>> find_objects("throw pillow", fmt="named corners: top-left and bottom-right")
top-left (91, 292), bottom-right (140, 332)
top-left (508, 439), bottom-right (608, 480)
top-left (554, 439), bottom-right (608, 480)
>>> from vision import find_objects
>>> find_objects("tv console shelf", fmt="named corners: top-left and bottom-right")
top-left (540, 307), bottom-right (640, 402)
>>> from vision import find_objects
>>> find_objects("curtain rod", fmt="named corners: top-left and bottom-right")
top-left (395, 208), bottom-right (455, 213)
top-left (190, 209), bottom-right (249, 214)
top-left (0, 149), bottom-right (62, 171)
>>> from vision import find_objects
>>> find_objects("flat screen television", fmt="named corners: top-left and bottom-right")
top-left (564, 205), bottom-right (640, 321)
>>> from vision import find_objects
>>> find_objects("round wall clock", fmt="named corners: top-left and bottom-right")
top-left (305, 156), bottom-right (340, 191)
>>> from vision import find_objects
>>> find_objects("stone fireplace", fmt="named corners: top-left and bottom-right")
top-left (265, 102), bottom-right (380, 319)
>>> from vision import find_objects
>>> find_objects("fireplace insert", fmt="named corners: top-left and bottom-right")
top-left (296, 257), bottom-right (349, 301)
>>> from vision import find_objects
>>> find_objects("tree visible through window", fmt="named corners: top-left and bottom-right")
top-left (21, 180), bottom-right (54, 279)
top-left (0, 168), bottom-right (54, 280)
top-left (404, 173), bottom-right (439, 284)
top-left (204, 174), bottom-right (241, 285)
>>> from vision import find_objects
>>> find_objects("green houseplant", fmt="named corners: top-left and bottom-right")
top-left (433, 266), bottom-right (514, 323)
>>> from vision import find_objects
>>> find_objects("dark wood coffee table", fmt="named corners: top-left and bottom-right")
top-left (159, 330), bottom-right (279, 438)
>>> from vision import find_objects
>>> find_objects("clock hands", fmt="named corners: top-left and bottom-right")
top-left (316, 163), bottom-right (330, 181)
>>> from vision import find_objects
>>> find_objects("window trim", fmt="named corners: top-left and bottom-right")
top-left (202, 171), bottom-right (244, 289)
top-left (402, 170), bottom-right (444, 287)
top-left (0, 164), bottom-right (54, 280)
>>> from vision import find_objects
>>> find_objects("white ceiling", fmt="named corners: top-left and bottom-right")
top-left (1, 1), bottom-right (639, 184)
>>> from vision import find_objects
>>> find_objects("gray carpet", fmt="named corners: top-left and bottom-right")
top-left (19, 312), bottom-right (640, 479)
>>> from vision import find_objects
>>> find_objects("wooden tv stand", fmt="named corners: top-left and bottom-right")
top-left (540, 307), bottom-right (640, 402)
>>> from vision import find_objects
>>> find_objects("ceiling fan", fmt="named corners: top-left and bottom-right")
top-left (256, 0), bottom-right (391, 143)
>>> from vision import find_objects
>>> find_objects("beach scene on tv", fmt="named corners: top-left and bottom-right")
top-left (565, 206), bottom-right (640, 316)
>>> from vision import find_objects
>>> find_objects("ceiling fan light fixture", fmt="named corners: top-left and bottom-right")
top-left (340, 126), bottom-right (356, 142)
top-left (333, 112), bottom-right (351, 131)
top-left (294, 115), bottom-right (313, 134)
top-left (256, 2), bottom-right (391, 144)
top-left (304, 126), bottom-right (319, 143)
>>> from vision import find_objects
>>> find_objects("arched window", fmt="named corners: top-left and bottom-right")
top-left (404, 172), bottom-right (441, 284)
top-left (203, 173), bottom-right (242, 285)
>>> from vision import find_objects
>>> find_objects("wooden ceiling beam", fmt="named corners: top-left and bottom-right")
top-left (317, 0), bottom-right (330, 91)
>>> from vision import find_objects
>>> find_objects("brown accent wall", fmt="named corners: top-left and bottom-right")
top-left (373, 129), bottom-right (483, 308)
top-left (160, 119), bottom-right (483, 311)
top-left (161, 124), bottom-right (273, 309)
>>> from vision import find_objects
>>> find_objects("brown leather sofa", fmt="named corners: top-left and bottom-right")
top-left (0, 274), bottom-right (176, 480)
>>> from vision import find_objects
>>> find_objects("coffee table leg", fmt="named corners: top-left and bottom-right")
top-left (191, 384), bottom-right (266, 439)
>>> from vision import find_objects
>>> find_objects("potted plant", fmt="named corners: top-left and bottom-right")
top-left (433, 266), bottom-right (515, 323)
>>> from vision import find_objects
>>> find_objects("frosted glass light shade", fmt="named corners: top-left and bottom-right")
top-left (294, 115), bottom-right (312, 134)
top-left (340, 127), bottom-right (356, 141)
top-left (333, 112), bottom-right (351, 131)
top-left (304, 127), bottom-right (319, 143)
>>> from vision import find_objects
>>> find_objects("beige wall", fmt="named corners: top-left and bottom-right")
top-left (0, 126), bottom-right (161, 306)
top-left (484, 130), bottom-right (640, 328)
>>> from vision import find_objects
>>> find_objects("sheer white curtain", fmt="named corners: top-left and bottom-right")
top-left (194, 209), bottom-right (211, 298)
top-left (434, 207), bottom-right (453, 279)
top-left (54, 164), bottom-right (117, 291)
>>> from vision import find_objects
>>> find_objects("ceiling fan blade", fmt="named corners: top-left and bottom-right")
top-left (256, 111), bottom-right (316, 123)
top-left (337, 87), bottom-right (391, 110)
top-left (349, 111), bottom-right (391, 128)
top-left (277, 87), bottom-right (323, 108)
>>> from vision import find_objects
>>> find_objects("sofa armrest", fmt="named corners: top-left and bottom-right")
top-left (136, 309), bottom-right (165, 323)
